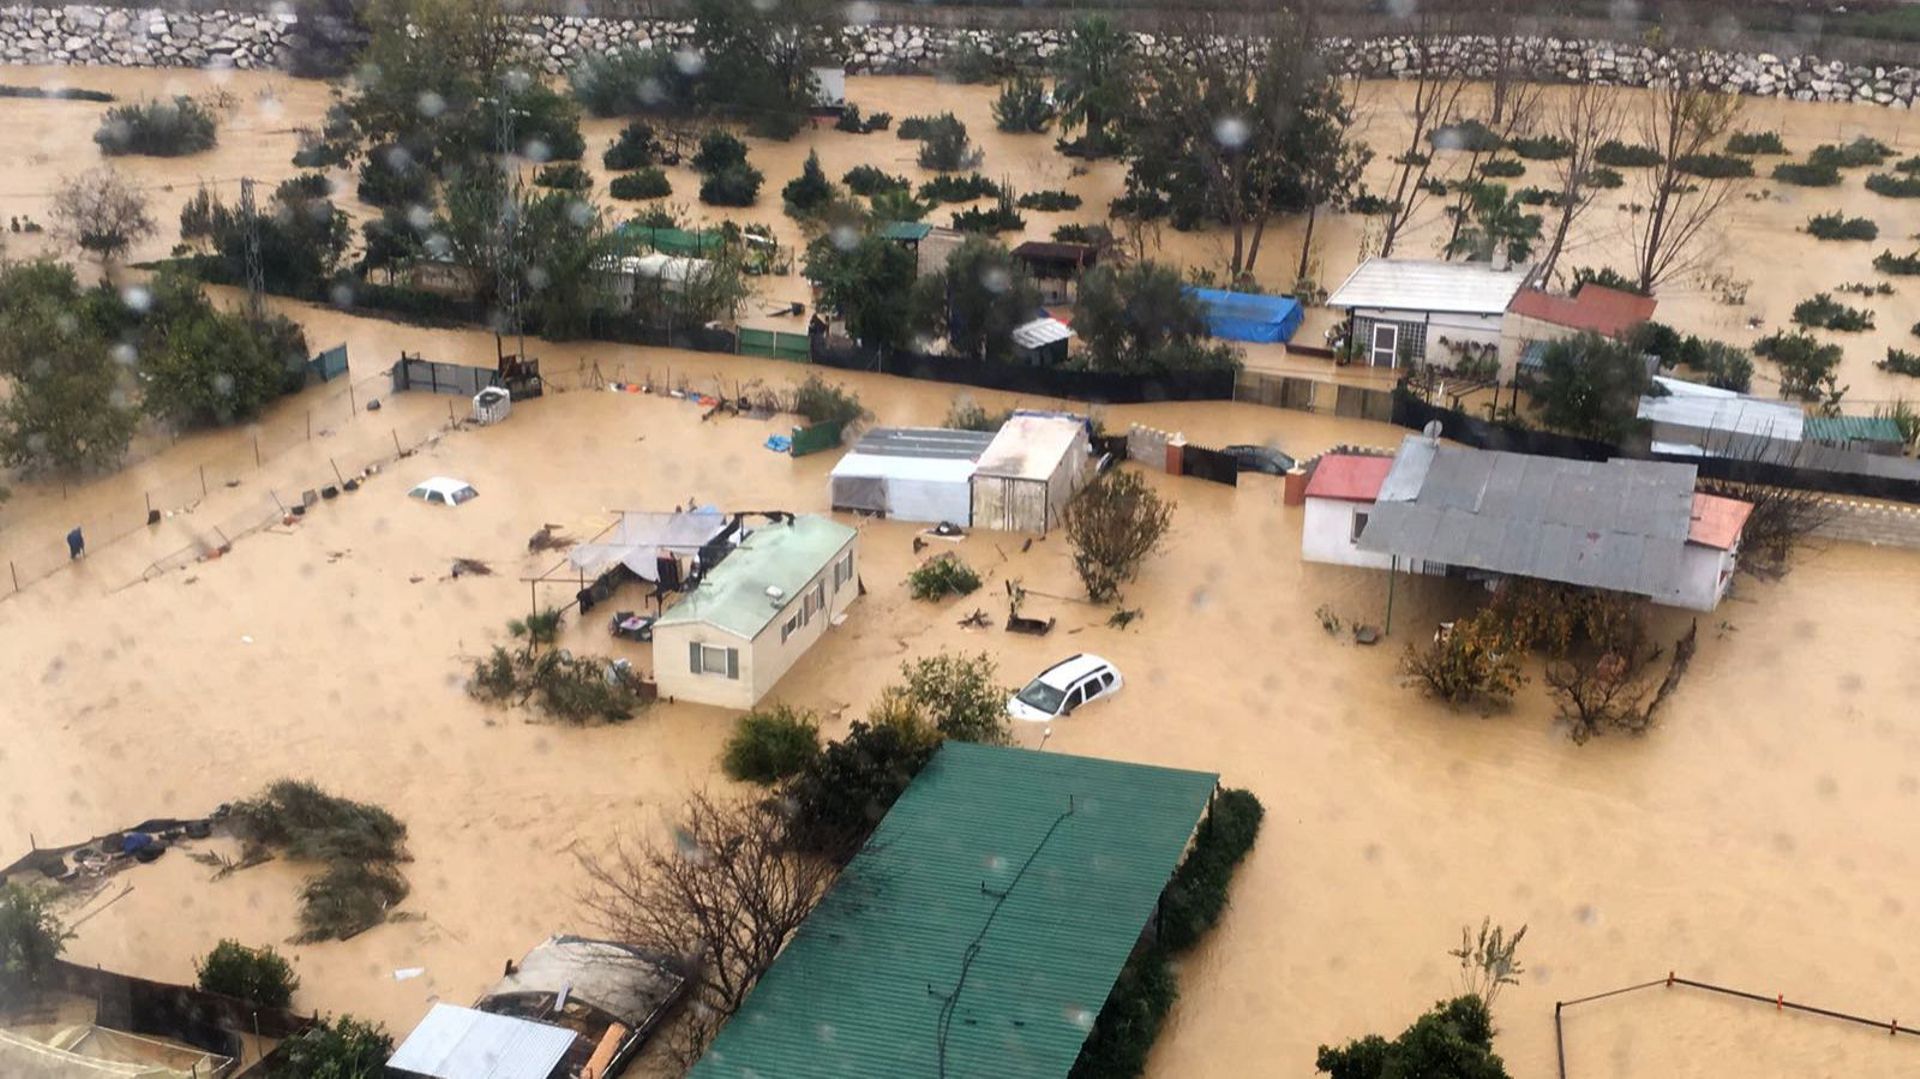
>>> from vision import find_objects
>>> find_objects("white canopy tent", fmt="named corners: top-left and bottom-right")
top-left (569, 508), bottom-right (729, 582)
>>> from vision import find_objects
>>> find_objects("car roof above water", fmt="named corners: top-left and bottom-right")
top-left (1036, 653), bottom-right (1111, 688)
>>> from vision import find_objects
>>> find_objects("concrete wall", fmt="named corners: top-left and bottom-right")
top-left (1813, 498), bottom-right (1920, 550)
top-left (1302, 497), bottom-right (1395, 571)
top-left (5, 4), bottom-right (1920, 110)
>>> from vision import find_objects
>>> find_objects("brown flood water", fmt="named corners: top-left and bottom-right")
top-left (2, 65), bottom-right (1920, 1077)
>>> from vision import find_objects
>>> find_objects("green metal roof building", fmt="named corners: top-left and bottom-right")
top-left (1804, 414), bottom-right (1907, 452)
top-left (691, 743), bottom-right (1220, 1079)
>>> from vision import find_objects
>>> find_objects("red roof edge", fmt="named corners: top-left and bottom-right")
top-left (1304, 454), bottom-right (1394, 503)
top-left (1689, 493), bottom-right (1754, 550)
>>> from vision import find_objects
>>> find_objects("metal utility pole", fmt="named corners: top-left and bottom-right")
top-left (239, 177), bottom-right (265, 323)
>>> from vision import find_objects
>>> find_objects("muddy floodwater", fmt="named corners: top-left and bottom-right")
top-left (2, 63), bottom-right (1920, 1078)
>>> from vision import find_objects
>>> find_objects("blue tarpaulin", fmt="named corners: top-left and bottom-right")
top-left (1187, 288), bottom-right (1304, 344)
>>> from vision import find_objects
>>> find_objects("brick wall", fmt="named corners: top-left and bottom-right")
top-left (1812, 499), bottom-right (1920, 550)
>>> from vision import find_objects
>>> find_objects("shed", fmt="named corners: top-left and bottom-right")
top-left (388, 1004), bottom-right (578, 1079)
top-left (1012, 240), bottom-right (1099, 302)
top-left (970, 413), bottom-right (1091, 534)
top-left (616, 225), bottom-right (726, 257)
top-left (1011, 316), bottom-right (1074, 365)
top-left (1638, 375), bottom-right (1805, 462)
top-left (1326, 257), bottom-right (1535, 368)
top-left (652, 515), bottom-right (859, 709)
top-left (1501, 283), bottom-right (1658, 382)
top-left (1804, 414), bottom-right (1907, 456)
top-left (829, 427), bottom-right (995, 523)
top-left (1186, 287), bottom-right (1304, 343)
top-left (1300, 454), bottom-right (1400, 570)
top-left (690, 743), bottom-right (1220, 1079)
top-left (479, 936), bottom-right (689, 1076)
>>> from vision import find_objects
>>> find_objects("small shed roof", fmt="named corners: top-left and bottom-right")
top-left (1639, 376), bottom-right (1805, 443)
top-left (690, 743), bottom-right (1219, 1079)
top-left (974, 414), bottom-right (1085, 481)
top-left (1327, 257), bottom-right (1535, 315)
top-left (1804, 414), bottom-right (1905, 444)
top-left (1011, 240), bottom-right (1099, 268)
top-left (1358, 435), bottom-right (1714, 601)
top-left (1689, 493), bottom-right (1753, 551)
top-left (1508, 284), bottom-right (1658, 337)
top-left (880, 221), bottom-right (933, 242)
top-left (1012, 317), bottom-right (1074, 350)
top-left (484, 936), bottom-right (686, 1031)
top-left (654, 515), bottom-right (856, 639)
top-left (387, 1004), bottom-right (577, 1079)
top-left (1305, 454), bottom-right (1394, 502)
top-left (831, 428), bottom-right (994, 486)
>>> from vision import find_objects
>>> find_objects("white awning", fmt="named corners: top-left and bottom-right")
top-left (388, 1004), bottom-right (576, 1079)
top-left (1011, 317), bottom-right (1073, 350)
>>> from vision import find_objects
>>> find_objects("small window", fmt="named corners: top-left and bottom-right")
top-left (1351, 510), bottom-right (1370, 543)
top-left (780, 612), bottom-right (802, 643)
top-left (1062, 685), bottom-right (1086, 713)
top-left (1097, 672), bottom-right (1115, 692)
top-left (833, 551), bottom-right (854, 591)
top-left (812, 580), bottom-right (826, 612)
top-left (690, 643), bottom-right (738, 679)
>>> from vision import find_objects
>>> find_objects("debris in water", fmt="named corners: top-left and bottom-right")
top-left (450, 558), bottom-right (493, 578)
top-left (527, 524), bottom-right (572, 552)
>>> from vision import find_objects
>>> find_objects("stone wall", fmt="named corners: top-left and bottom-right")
top-left (1812, 499), bottom-right (1920, 550)
top-left (2, 5), bottom-right (1917, 109)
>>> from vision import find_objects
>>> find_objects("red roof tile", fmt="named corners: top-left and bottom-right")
top-left (1508, 284), bottom-right (1658, 338)
top-left (1305, 455), bottom-right (1394, 502)
top-left (1688, 493), bottom-right (1753, 550)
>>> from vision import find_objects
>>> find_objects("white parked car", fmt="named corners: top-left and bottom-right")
top-left (1007, 654), bottom-right (1123, 723)
top-left (407, 476), bottom-right (479, 506)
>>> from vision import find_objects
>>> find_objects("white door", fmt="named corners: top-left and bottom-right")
top-left (1370, 322), bottom-right (1400, 367)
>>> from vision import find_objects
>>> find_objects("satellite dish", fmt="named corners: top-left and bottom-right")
top-left (1422, 420), bottom-right (1443, 439)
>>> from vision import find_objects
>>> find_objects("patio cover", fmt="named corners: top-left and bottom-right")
top-left (569, 509), bottom-right (727, 581)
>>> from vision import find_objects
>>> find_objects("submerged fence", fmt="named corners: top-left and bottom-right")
top-left (1553, 972), bottom-right (1919, 1078)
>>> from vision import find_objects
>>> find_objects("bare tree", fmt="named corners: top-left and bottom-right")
top-left (1537, 81), bottom-right (1624, 284)
top-left (578, 793), bottom-right (835, 1060)
top-left (50, 167), bottom-right (156, 264)
top-left (1697, 479), bottom-right (1834, 577)
top-left (1542, 592), bottom-right (1662, 743)
top-left (1439, 79), bottom-right (1543, 257)
top-left (1375, 13), bottom-right (1471, 258)
top-left (1064, 469), bottom-right (1174, 603)
top-left (1630, 63), bottom-right (1745, 292)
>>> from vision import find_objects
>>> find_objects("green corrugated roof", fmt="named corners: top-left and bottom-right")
top-left (1804, 414), bottom-right (1904, 443)
top-left (654, 516), bottom-right (855, 639)
top-left (880, 221), bottom-right (933, 242)
top-left (615, 224), bottom-right (727, 256)
top-left (692, 743), bottom-right (1219, 1079)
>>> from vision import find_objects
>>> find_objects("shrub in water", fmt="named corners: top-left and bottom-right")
top-left (844, 165), bottom-right (908, 196)
top-left (1016, 189), bottom-right (1081, 212)
top-left (1895, 155), bottom-right (1920, 175)
top-left (907, 554), bottom-right (982, 600)
top-left (196, 940), bottom-right (300, 1008)
top-left (1879, 349), bottom-right (1920, 377)
top-left (692, 129), bottom-right (749, 174)
top-left (782, 151), bottom-right (837, 216)
top-left (1809, 136), bottom-right (1894, 169)
top-left (357, 146), bottom-right (433, 208)
top-left (992, 74), bottom-right (1055, 134)
top-left (1791, 292), bottom-right (1874, 332)
top-left (1673, 153), bottom-right (1754, 179)
top-left (790, 373), bottom-right (868, 427)
top-left (1805, 212), bottom-right (1878, 240)
top-left (1726, 130), bottom-right (1788, 154)
top-left (1430, 119), bottom-right (1502, 152)
top-left (1156, 788), bottom-right (1264, 951)
top-left (919, 173), bottom-right (1002, 204)
top-left (94, 96), bottom-right (218, 156)
top-left (722, 703), bottom-right (822, 785)
top-left (1508, 134), bottom-right (1572, 160)
top-left (1514, 186), bottom-right (1562, 206)
top-left (534, 162), bottom-right (592, 191)
top-left (608, 168), bottom-right (672, 200)
top-left (1874, 249), bottom-right (1920, 275)
top-left (951, 199), bottom-right (1026, 233)
top-left (1479, 158), bottom-right (1527, 178)
top-left (699, 164), bottom-right (763, 206)
top-left (1865, 172), bottom-right (1920, 198)
top-left (1771, 160), bottom-right (1842, 187)
top-left (603, 121), bottom-right (663, 170)
top-left (1349, 191), bottom-right (1398, 214)
top-left (917, 115), bottom-right (978, 172)
top-left (1584, 166), bottom-right (1625, 189)
top-left (869, 189), bottom-right (929, 222)
top-left (1595, 140), bottom-right (1662, 167)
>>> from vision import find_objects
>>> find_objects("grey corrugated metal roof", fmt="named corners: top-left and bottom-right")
top-left (1012, 317), bottom-right (1074, 350)
top-left (691, 743), bottom-right (1218, 1079)
top-left (483, 936), bottom-right (686, 1031)
top-left (850, 427), bottom-right (996, 461)
top-left (1326, 257), bottom-right (1535, 315)
top-left (1638, 376), bottom-right (1805, 442)
top-left (1357, 436), bottom-right (1702, 601)
top-left (388, 1004), bottom-right (577, 1079)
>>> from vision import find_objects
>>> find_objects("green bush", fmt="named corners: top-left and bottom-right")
top-left (195, 940), bottom-right (300, 1007)
top-left (608, 168), bottom-right (672, 200)
top-left (1595, 140), bottom-right (1662, 167)
top-left (907, 554), bottom-right (982, 600)
top-left (784, 720), bottom-right (937, 856)
top-left (692, 129), bottom-right (749, 174)
top-left (507, 607), bottom-right (564, 646)
top-left (700, 164), bottom-right (764, 206)
top-left (1879, 349), bottom-right (1920, 377)
top-left (951, 201), bottom-right (1026, 233)
top-left (1584, 166), bottom-right (1625, 189)
top-left (1316, 996), bottom-right (1509, 1079)
top-left (1430, 119), bottom-right (1502, 152)
top-left (1866, 172), bottom-right (1920, 198)
top-left (918, 173), bottom-right (1002, 203)
top-left (1770, 160), bottom-right (1842, 187)
top-left (356, 145), bottom-right (434, 208)
top-left (1017, 189), bottom-right (1082, 212)
top-left (229, 780), bottom-right (411, 943)
top-left (1508, 134), bottom-right (1572, 160)
top-left (993, 74), bottom-right (1055, 134)
top-left (1067, 946), bottom-right (1177, 1079)
top-left (1726, 130), bottom-right (1788, 154)
top-left (1052, 222), bottom-right (1113, 246)
top-left (1157, 788), bottom-right (1264, 951)
top-left (94, 96), bottom-right (218, 156)
top-left (568, 46), bottom-right (696, 117)
top-left (722, 704), bottom-right (822, 785)
top-left (869, 189), bottom-right (930, 222)
top-left (603, 121), bottom-right (663, 170)
top-left (1674, 152), bottom-right (1754, 179)
top-left (782, 150), bottom-right (837, 216)
top-left (1896, 155), bottom-right (1920, 174)
top-left (1349, 192), bottom-right (1398, 214)
top-left (1875, 249), bottom-right (1920, 274)
top-left (1514, 186), bottom-right (1562, 206)
top-left (843, 165), bottom-right (908, 196)
top-left (900, 113), bottom-right (976, 171)
top-left (1806, 212), bottom-right (1878, 240)
top-left (260, 1016), bottom-right (392, 1079)
top-left (1809, 136), bottom-right (1894, 169)
top-left (901, 652), bottom-right (1012, 745)
top-left (534, 162), bottom-right (592, 191)
top-left (1479, 158), bottom-right (1527, 178)
top-left (833, 104), bottom-right (891, 133)
top-left (1791, 292), bottom-right (1875, 332)
top-left (0, 883), bottom-right (69, 992)
top-left (791, 372), bottom-right (868, 427)
top-left (1754, 329), bottom-right (1846, 401)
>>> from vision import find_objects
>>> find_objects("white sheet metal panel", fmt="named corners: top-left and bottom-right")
top-left (388, 1004), bottom-right (577, 1079)
top-left (828, 452), bottom-right (978, 523)
top-left (1011, 317), bottom-right (1073, 350)
top-left (1327, 257), bottom-right (1535, 315)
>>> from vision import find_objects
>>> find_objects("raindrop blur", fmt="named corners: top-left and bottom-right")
top-left (111, 343), bottom-right (137, 367)
top-left (523, 137), bottom-right (553, 163)
top-left (829, 222), bottom-right (861, 251)
top-left (673, 48), bottom-right (705, 77)
top-left (416, 90), bottom-right (447, 119)
top-left (329, 282), bottom-right (355, 308)
top-left (565, 200), bottom-right (593, 227)
top-left (843, 0), bottom-right (877, 27)
top-left (120, 284), bottom-right (152, 312)
top-left (526, 266), bottom-right (552, 290)
top-left (980, 266), bottom-right (1012, 295)
top-left (1214, 116), bottom-right (1251, 150)
top-left (406, 204), bottom-right (434, 229)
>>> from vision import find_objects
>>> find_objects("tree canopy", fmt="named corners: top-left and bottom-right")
top-left (1530, 331), bottom-right (1652, 442)
top-left (924, 236), bottom-right (1041, 362)
top-left (1316, 996), bottom-right (1510, 1079)
top-left (804, 231), bottom-right (928, 353)
top-left (1072, 261), bottom-right (1240, 374)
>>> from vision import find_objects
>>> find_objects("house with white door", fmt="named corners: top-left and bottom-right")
top-left (1326, 258), bottom-right (1536, 371)
top-left (652, 515), bottom-right (859, 709)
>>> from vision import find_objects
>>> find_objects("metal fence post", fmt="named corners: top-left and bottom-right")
top-left (199, 465), bottom-right (208, 498)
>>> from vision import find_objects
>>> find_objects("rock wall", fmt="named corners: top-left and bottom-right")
top-left (2, 5), bottom-right (1916, 109)
top-left (1812, 499), bottom-right (1920, 550)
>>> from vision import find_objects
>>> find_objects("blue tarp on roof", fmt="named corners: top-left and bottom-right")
top-left (1186, 288), bottom-right (1304, 343)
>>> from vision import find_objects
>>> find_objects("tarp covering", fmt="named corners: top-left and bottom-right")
top-left (0, 1028), bottom-right (219, 1079)
top-left (1185, 288), bottom-right (1305, 343)
top-left (569, 509), bottom-right (727, 581)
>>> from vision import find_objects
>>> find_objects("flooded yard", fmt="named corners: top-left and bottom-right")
top-left (1, 61), bottom-right (1919, 1078)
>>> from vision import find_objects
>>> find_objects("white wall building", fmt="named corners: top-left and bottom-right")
top-left (1300, 454), bottom-right (1405, 571)
top-left (970, 413), bottom-right (1091, 534)
top-left (829, 427), bottom-right (995, 524)
top-left (1326, 258), bottom-right (1536, 370)
top-left (652, 516), bottom-right (859, 710)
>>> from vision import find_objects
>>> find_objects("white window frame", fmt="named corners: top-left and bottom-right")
top-left (780, 611), bottom-right (802, 643)
top-left (1370, 322), bottom-right (1399, 368)
top-left (690, 642), bottom-right (739, 679)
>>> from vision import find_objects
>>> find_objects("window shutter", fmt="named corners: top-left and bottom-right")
top-left (689, 642), bottom-right (703, 673)
top-left (726, 648), bottom-right (739, 679)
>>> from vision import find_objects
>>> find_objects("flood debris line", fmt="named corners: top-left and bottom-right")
top-left (227, 780), bottom-right (411, 944)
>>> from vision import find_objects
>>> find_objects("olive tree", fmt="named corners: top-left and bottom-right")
top-left (51, 167), bottom-right (157, 264)
top-left (1064, 469), bottom-right (1175, 603)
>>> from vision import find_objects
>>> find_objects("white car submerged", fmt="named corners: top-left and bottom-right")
top-left (1008, 654), bottom-right (1123, 723)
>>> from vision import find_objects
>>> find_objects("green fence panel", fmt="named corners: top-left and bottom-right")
top-left (738, 328), bottom-right (778, 358)
top-left (790, 419), bottom-right (846, 457)
top-left (307, 344), bottom-right (349, 382)
top-left (773, 332), bottom-right (812, 361)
